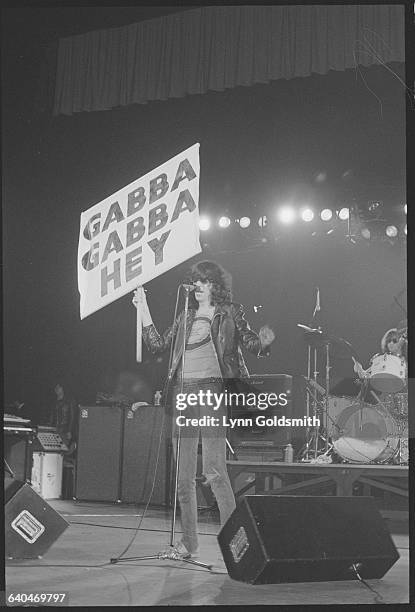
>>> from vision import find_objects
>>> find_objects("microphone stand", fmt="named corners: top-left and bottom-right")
top-left (111, 284), bottom-right (212, 570)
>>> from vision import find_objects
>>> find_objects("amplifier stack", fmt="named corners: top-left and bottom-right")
top-left (75, 404), bottom-right (171, 505)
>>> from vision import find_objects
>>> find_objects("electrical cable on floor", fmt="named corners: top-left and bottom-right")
top-left (67, 520), bottom-right (219, 537)
top-left (351, 563), bottom-right (384, 603)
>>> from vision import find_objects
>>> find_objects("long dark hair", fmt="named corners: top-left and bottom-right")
top-left (185, 260), bottom-right (232, 307)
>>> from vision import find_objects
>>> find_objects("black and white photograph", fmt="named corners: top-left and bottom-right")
top-left (2, 2), bottom-right (412, 607)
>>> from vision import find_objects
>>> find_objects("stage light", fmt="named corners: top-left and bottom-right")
top-left (385, 225), bottom-right (398, 238)
top-left (199, 217), bottom-right (211, 231)
top-left (404, 204), bottom-right (407, 214)
top-left (361, 228), bottom-right (371, 240)
top-left (239, 216), bottom-right (251, 228)
top-left (277, 206), bottom-right (296, 224)
top-left (301, 208), bottom-right (314, 222)
top-left (320, 209), bottom-right (333, 221)
top-left (368, 201), bottom-right (382, 213)
top-left (404, 224), bottom-right (407, 235)
top-left (258, 215), bottom-right (267, 228)
top-left (338, 207), bottom-right (349, 220)
top-left (218, 216), bottom-right (231, 228)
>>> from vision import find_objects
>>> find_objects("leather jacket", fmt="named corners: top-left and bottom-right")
top-left (142, 302), bottom-right (271, 381)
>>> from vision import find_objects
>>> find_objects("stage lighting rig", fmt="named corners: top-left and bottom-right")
top-left (277, 206), bottom-right (296, 224)
top-left (385, 225), bottom-right (398, 238)
top-left (218, 216), bottom-right (231, 228)
top-left (320, 209), bottom-right (333, 221)
top-left (301, 208), bottom-right (314, 222)
top-left (199, 217), bottom-right (211, 231)
top-left (239, 216), bottom-right (251, 228)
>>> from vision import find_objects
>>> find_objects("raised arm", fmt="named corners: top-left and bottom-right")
top-left (132, 287), bottom-right (182, 354)
top-left (232, 303), bottom-right (275, 357)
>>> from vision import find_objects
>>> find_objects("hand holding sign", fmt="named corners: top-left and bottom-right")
top-left (132, 287), bottom-right (153, 326)
top-left (132, 286), bottom-right (152, 363)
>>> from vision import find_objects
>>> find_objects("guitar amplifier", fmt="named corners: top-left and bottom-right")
top-left (75, 405), bottom-right (124, 502)
top-left (121, 404), bottom-right (171, 506)
top-left (226, 374), bottom-right (293, 449)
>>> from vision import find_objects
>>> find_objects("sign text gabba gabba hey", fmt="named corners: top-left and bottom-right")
top-left (77, 144), bottom-right (201, 319)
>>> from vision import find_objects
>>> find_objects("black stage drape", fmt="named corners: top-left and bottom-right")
top-left (53, 5), bottom-right (405, 116)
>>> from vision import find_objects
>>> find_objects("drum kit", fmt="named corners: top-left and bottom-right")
top-left (298, 323), bottom-right (408, 465)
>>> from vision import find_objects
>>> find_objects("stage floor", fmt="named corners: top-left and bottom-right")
top-left (5, 499), bottom-right (409, 607)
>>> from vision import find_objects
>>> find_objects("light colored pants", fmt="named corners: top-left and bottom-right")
top-left (172, 379), bottom-right (236, 553)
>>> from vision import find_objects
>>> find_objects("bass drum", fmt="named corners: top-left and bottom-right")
top-left (332, 402), bottom-right (399, 464)
top-left (327, 396), bottom-right (356, 437)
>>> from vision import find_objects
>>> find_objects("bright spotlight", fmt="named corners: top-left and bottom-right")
top-left (199, 217), bottom-right (211, 231)
top-left (277, 206), bottom-right (296, 224)
top-left (404, 204), bottom-right (407, 214)
top-left (385, 225), bottom-right (398, 238)
top-left (301, 208), bottom-right (314, 222)
top-left (404, 224), bottom-right (407, 235)
top-left (239, 216), bottom-right (251, 228)
top-left (218, 216), bottom-right (231, 228)
top-left (258, 215), bottom-right (267, 228)
top-left (338, 207), bottom-right (350, 220)
top-left (320, 209), bottom-right (333, 221)
top-left (361, 228), bottom-right (371, 240)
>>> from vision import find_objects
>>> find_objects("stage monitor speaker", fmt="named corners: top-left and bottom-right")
top-left (121, 405), bottom-right (171, 505)
top-left (5, 476), bottom-right (69, 559)
top-left (75, 405), bottom-right (124, 502)
top-left (218, 495), bottom-right (399, 584)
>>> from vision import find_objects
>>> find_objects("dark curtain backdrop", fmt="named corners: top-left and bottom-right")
top-left (53, 4), bottom-right (405, 115)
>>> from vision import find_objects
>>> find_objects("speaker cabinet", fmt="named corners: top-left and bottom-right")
top-left (121, 405), bottom-right (171, 505)
top-left (4, 432), bottom-right (32, 482)
top-left (5, 476), bottom-right (69, 559)
top-left (75, 405), bottom-right (124, 502)
top-left (218, 495), bottom-right (399, 584)
top-left (226, 375), bottom-right (293, 450)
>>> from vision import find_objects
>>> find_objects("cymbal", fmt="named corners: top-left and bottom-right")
top-left (297, 323), bottom-right (359, 357)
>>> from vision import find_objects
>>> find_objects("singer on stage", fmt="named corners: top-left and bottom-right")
top-left (133, 260), bottom-right (275, 560)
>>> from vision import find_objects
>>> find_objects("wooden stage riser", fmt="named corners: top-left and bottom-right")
top-left (227, 461), bottom-right (408, 506)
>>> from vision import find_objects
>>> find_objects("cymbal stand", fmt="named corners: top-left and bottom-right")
top-left (302, 345), bottom-right (318, 460)
top-left (313, 345), bottom-right (320, 458)
top-left (303, 345), bottom-right (312, 459)
top-left (302, 345), bottom-right (327, 460)
top-left (324, 341), bottom-right (331, 453)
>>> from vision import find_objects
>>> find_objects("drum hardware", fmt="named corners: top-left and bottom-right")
top-left (297, 324), bottom-right (322, 461)
top-left (298, 320), bottom-right (358, 461)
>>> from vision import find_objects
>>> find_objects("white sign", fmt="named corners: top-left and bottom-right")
top-left (78, 143), bottom-right (201, 319)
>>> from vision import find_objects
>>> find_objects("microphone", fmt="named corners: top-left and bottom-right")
top-left (181, 283), bottom-right (197, 291)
